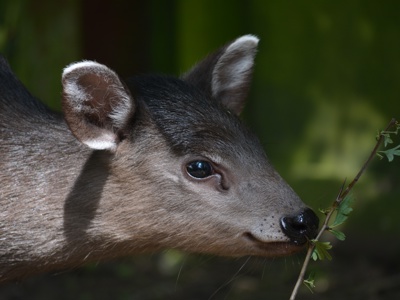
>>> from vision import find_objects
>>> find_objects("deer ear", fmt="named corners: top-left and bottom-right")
top-left (183, 35), bottom-right (259, 115)
top-left (62, 61), bottom-right (134, 150)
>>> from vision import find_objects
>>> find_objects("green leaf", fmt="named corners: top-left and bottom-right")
top-left (311, 250), bottom-right (318, 261)
top-left (382, 133), bottom-right (393, 147)
top-left (378, 144), bottom-right (400, 162)
top-left (303, 271), bottom-right (316, 293)
top-left (312, 241), bottom-right (332, 261)
top-left (318, 207), bottom-right (331, 215)
top-left (331, 194), bottom-right (354, 228)
top-left (329, 229), bottom-right (346, 241)
top-left (385, 137), bottom-right (393, 147)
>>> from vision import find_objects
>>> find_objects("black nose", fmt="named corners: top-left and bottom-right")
top-left (280, 208), bottom-right (319, 245)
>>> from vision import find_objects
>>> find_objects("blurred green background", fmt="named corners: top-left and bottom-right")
top-left (1, 0), bottom-right (399, 299)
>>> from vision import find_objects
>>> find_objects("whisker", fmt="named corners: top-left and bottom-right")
top-left (208, 256), bottom-right (251, 300)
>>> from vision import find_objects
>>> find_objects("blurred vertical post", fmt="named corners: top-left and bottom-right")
top-left (0, 0), bottom-right (80, 110)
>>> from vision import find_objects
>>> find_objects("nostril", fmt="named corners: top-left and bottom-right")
top-left (280, 208), bottom-right (319, 245)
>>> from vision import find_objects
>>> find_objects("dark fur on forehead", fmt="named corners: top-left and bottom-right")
top-left (125, 75), bottom-right (261, 158)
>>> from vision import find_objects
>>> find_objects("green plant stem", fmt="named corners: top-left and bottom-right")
top-left (289, 117), bottom-right (398, 300)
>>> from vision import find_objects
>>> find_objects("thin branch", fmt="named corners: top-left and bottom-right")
top-left (339, 117), bottom-right (397, 201)
top-left (289, 245), bottom-right (314, 300)
top-left (289, 117), bottom-right (398, 300)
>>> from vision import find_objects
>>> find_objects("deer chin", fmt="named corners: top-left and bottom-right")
top-left (243, 232), bottom-right (306, 257)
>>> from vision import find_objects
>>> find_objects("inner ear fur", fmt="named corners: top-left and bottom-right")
top-left (62, 61), bottom-right (134, 150)
top-left (183, 35), bottom-right (259, 115)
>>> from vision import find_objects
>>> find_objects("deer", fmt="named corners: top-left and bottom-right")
top-left (0, 35), bottom-right (319, 283)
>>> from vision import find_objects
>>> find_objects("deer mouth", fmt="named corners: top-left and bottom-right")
top-left (243, 232), bottom-right (305, 257)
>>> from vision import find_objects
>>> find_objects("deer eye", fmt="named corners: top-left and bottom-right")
top-left (186, 160), bottom-right (214, 179)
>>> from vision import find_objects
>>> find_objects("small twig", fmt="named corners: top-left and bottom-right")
top-left (289, 117), bottom-right (398, 300)
top-left (290, 179), bottom-right (347, 299)
top-left (289, 245), bottom-right (314, 300)
top-left (339, 117), bottom-right (397, 201)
